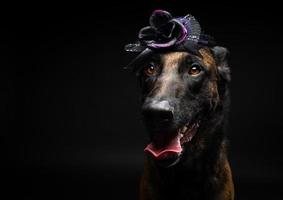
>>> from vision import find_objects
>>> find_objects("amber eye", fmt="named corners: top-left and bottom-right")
top-left (144, 64), bottom-right (157, 76)
top-left (188, 64), bottom-right (202, 76)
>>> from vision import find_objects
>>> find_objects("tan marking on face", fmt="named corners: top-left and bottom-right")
top-left (198, 48), bottom-right (216, 71)
top-left (162, 52), bottom-right (188, 70)
top-left (199, 48), bottom-right (220, 107)
top-left (155, 52), bottom-right (188, 97)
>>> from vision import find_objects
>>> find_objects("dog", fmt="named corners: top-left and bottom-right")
top-left (125, 10), bottom-right (234, 200)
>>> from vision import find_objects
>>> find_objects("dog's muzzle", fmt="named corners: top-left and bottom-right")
top-left (141, 99), bottom-right (200, 166)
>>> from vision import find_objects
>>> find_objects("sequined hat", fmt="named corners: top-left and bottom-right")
top-left (124, 10), bottom-right (216, 71)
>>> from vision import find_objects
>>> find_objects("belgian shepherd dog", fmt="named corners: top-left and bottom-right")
top-left (125, 10), bottom-right (234, 200)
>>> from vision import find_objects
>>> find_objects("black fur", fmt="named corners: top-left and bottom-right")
top-left (135, 47), bottom-right (234, 200)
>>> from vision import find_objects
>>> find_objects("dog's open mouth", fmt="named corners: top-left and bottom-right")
top-left (144, 121), bottom-right (200, 161)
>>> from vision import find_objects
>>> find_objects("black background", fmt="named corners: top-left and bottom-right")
top-left (1, 1), bottom-right (283, 199)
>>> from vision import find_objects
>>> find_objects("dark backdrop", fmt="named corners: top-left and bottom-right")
top-left (1, 2), bottom-right (283, 199)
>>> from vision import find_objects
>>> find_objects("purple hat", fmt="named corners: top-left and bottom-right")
top-left (124, 10), bottom-right (215, 70)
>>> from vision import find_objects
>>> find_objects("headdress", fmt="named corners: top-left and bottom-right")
top-left (124, 10), bottom-right (216, 71)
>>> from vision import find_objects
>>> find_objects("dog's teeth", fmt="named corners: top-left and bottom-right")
top-left (182, 126), bottom-right (188, 133)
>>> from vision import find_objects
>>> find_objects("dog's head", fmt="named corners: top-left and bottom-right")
top-left (125, 10), bottom-right (230, 167)
top-left (138, 47), bottom-right (230, 167)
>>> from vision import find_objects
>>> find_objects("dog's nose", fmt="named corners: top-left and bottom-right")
top-left (142, 100), bottom-right (174, 123)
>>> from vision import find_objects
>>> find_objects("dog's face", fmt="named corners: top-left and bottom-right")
top-left (137, 47), bottom-right (230, 167)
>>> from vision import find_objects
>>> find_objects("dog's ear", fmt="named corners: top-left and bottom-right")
top-left (211, 46), bottom-right (231, 82)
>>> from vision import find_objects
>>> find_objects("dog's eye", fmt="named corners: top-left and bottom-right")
top-left (144, 64), bottom-right (157, 76)
top-left (188, 64), bottom-right (202, 76)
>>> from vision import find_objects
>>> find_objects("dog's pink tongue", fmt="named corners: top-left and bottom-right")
top-left (144, 134), bottom-right (182, 160)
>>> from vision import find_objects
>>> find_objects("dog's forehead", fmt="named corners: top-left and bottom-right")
top-left (160, 48), bottom-right (216, 70)
top-left (161, 52), bottom-right (188, 68)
